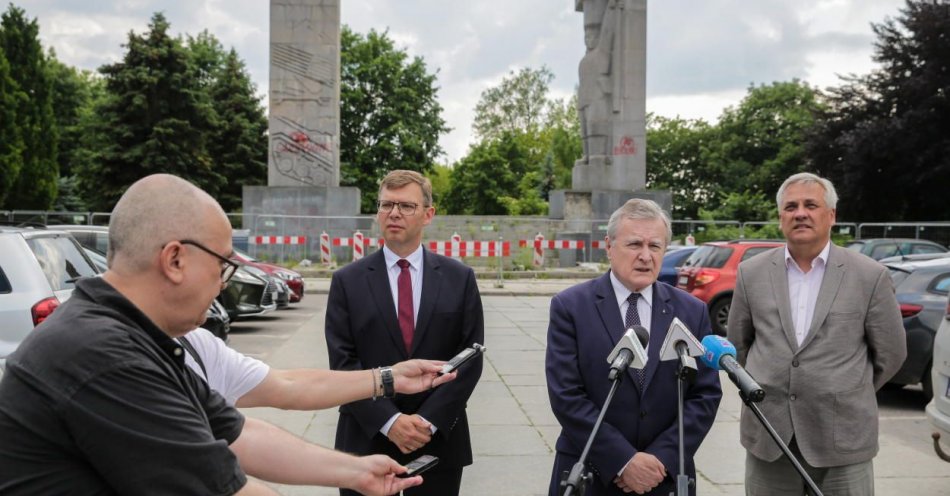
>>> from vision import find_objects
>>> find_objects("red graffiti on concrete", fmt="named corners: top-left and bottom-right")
top-left (613, 136), bottom-right (637, 156)
top-left (276, 132), bottom-right (333, 153)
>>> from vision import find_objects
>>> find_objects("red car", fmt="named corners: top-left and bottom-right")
top-left (232, 249), bottom-right (305, 303)
top-left (676, 240), bottom-right (784, 335)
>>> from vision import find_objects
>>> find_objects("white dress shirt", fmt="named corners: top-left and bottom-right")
top-left (785, 242), bottom-right (831, 346)
top-left (380, 245), bottom-right (435, 435)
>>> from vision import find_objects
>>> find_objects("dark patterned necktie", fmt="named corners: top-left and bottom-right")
top-left (625, 292), bottom-right (646, 391)
top-left (396, 259), bottom-right (414, 353)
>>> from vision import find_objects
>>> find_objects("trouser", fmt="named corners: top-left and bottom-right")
top-left (745, 437), bottom-right (874, 496)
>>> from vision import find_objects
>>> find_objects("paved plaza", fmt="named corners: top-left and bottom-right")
top-left (237, 280), bottom-right (950, 495)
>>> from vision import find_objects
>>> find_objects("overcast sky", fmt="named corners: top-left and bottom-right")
top-left (29, 0), bottom-right (907, 163)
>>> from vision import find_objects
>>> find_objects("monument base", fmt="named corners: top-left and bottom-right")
top-left (549, 188), bottom-right (672, 265)
top-left (573, 155), bottom-right (647, 192)
top-left (241, 185), bottom-right (362, 263)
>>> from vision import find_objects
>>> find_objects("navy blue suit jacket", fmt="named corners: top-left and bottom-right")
top-left (546, 273), bottom-right (721, 495)
top-left (325, 249), bottom-right (484, 469)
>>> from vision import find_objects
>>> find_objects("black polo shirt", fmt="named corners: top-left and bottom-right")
top-left (0, 277), bottom-right (247, 494)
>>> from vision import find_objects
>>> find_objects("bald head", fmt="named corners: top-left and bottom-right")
top-left (108, 174), bottom-right (228, 271)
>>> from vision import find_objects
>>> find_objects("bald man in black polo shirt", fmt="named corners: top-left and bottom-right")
top-left (0, 174), bottom-right (432, 495)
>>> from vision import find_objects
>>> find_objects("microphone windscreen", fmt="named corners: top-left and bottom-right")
top-left (631, 325), bottom-right (649, 347)
top-left (700, 335), bottom-right (737, 370)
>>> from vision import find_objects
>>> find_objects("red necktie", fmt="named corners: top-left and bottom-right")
top-left (396, 259), bottom-right (414, 353)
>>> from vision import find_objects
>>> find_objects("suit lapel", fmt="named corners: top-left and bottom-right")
top-left (641, 283), bottom-right (672, 393)
top-left (365, 251), bottom-right (408, 359)
top-left (801, 245), bottom-right (845, 352)
top-left (768, 249), bottom-right (798, 351)
top-left (594, 272), bottom-right (626, 349)
top-left (411, 249), bottom-right (441, 356)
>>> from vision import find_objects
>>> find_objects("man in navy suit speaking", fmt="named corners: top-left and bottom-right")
top-left (326, 170), bottom-right (484, 496)
top-left (546, 199), bottom-right (721, 495)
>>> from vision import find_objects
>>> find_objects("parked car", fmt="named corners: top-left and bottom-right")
top-left (883, 257), bottom-right (950, 400)
top-left (0, 226), bottom-right (100, 376)
top-left (217, 264), bottom-right (278, 321)
top-left (658, 245), bottom-right (698, 286)
top-left (926, 294), bottom-right (950, 460)
top-left (231, 248), bottom-right (304, 303)
top-left (47, 224), bottom-right (110, 255)
top-left (879, 252), bottom-right (950, 265)
top-left (846, 238), bottom-right (947, 261)
top-left (203, 298), bottom-right (231, 342)
top-left (676, 240), bottom-right (785, 335)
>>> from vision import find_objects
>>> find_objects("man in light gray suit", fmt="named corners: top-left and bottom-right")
top-left (728, 172), bottom-right (906, 495)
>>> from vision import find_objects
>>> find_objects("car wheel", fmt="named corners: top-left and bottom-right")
top-left (710, 297), bottom-right (731, 336)
top-left (923, 361), bottom-right (933, 401)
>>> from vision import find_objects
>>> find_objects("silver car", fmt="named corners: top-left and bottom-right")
top-left (926, 295), bottom-right (950, 461)
top-left (0, 226), bottom-right (99, 376)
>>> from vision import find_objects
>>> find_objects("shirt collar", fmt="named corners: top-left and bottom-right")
top-left (609, 270), bottom-right (653, 309)
top-left (75, 277), bottom-right (186, 366)
top-left (383, 244), bottom-right (424, 270)
top-left (784, 241), bottom-right (831, 271)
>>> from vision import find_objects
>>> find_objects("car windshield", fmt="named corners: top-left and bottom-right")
top-left (844, 242), bottom-right (864, 252)
top-left (682, 245), bottom-right (733, 269)
top-left (234, 247), bottom-right (258, 262)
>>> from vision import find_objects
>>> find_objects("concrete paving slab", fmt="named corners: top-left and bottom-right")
top-left (235, 289), bottom-right (950, 495)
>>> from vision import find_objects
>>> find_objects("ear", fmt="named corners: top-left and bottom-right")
top-left (422, 205), bottom-right (435, 226)
top-left (159, 241), bottom-right (187, 284)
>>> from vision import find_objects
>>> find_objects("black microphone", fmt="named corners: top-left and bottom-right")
top-left (658, 318), bottom-right (703, 383)
top-left (699, 335), bottom-right (765, 402)
top-left (606, 326), bottom-right (648, 381)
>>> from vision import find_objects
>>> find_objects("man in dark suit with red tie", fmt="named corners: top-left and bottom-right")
top-left (546, 199), bottom-right (721, 495)
top-left (326, 170), bottom-right (484, 496)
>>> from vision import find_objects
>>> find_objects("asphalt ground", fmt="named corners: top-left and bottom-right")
top-left (229, 281), bottom-right (950, 495)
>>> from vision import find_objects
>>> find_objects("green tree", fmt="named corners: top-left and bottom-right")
top-left (340, 27), bottom-right (449, 212)
top-left (186, 32), bottom-right (267, 212)
top-left (645, 114), bottom-right (715, 219)
top-left (48, 55), bottom-right (100, 181)
top-left (425, 163), bottom-right (452, 208)
top-left (444, 133), bottom-right (529, 215)
top-left (809, 0), bottom-right (950, 221)
top-left (472, 66), bottom-right (554, 141)
top-left (0, 4), bottom-right (57, 210)
top-left (0, 46), bottom-right (24, 208)
top-left (705, 80), bottom-right (822, 215)
top-left (80, 13), bottom-right (221, 210)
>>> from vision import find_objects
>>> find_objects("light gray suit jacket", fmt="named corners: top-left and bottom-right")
top-left (727, 244), bottom-right (906, 467)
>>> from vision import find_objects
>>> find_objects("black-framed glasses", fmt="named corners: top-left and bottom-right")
top-left (377, 200), bottom-right (424, 216)
top-left (179, 239), bottom-right (240, 283)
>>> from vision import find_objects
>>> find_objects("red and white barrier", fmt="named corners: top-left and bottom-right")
top-left (251, 236), bottom-right (306, 245)
top-left (428, 240), bottom-right (511, 257)
top-left (332, 232), bottom-right (384, 261)
top-left (518, 235), bottom-right (586, 268)
top-left (320, 231), bottom-right (331, 265)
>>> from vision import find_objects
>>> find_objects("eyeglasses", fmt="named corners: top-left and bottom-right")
top-left (377, 200), bottom-right (425, 216)
top-left (179, 239), bottom-right (241, 283)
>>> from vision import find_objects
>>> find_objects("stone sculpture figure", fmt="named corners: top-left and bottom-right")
top-left (577, 0), bottom-right (619, 166)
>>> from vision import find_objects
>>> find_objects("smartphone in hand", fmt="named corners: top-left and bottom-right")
top-left (397, 455), bottom-right (439, 478)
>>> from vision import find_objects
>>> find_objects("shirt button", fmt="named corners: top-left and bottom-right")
top-left (790, 394), bottom-right (797, 401)
top-left (174, 348), bottom-right (183, 356)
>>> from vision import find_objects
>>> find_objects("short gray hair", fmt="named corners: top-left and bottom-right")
top-left (776, 172), bottom-right (838, 210)
top-left (108, 174), bottom-right (225, 271)
top-left (606, 199), bottom-right (672, 245)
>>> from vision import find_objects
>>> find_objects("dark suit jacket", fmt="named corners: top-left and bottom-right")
top-left (325, 249), bottom-right (484, 469)
top-left (546, 273), bottom-right (721, 496)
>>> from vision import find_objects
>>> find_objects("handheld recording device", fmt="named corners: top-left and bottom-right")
top-left (439, 343), bottom-right (486, 375)
top-left (397, 454), bottom-right (439, 478)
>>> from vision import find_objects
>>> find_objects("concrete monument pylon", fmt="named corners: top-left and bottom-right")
top-left (550, 0), bottom-right (670, 264)
top-left (243, 0), bottom-right (360, 226)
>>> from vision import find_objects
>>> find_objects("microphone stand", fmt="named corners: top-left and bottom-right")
top-left (672, 343), bottom-right (697, 496)
top-left (739, 391), bottom-right (824, 496)
top-left (561, 368), bottom-right (625, 496)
